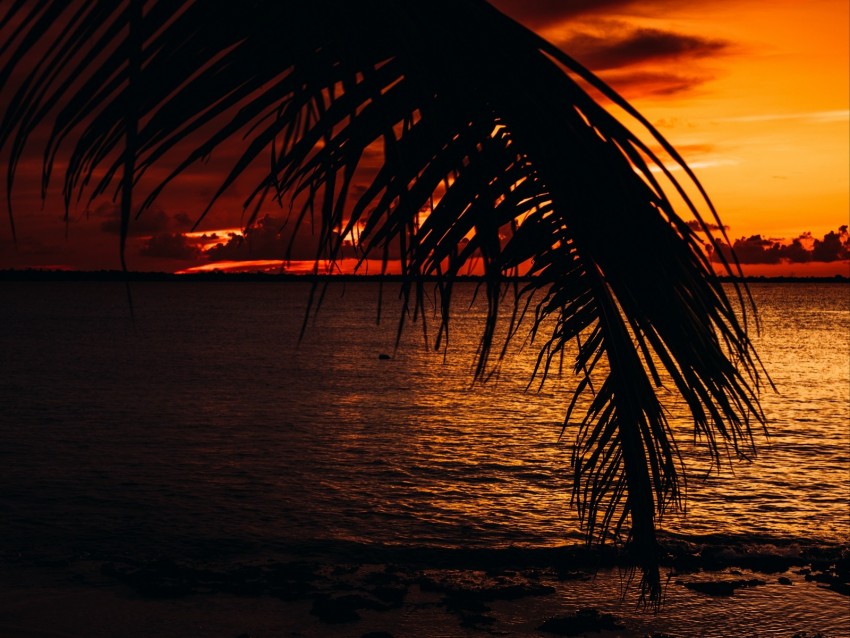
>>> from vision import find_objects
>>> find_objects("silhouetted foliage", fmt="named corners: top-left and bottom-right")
top-left (0, 0), bottom-right (768, 603)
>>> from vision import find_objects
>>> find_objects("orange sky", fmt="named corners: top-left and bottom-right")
top-left (496, 0), bottom-right (850, 276)
top-left (1, 0), bottom-right (848, 276)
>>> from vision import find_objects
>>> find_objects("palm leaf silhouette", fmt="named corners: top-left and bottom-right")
top-left (0, 0), bottom-right (767, 602)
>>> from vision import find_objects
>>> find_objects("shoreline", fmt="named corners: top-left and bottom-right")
top-left (2, 541), bottom-right (847, 637)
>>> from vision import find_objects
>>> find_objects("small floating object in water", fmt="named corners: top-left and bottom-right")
top-left (378, 353), bottom-right (391, 360)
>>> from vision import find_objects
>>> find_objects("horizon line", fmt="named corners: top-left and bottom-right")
top-left (1, 268), bottom-right (847, 284)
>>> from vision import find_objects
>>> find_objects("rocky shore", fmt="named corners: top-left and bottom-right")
top-left (1, 541), bottom-right (846, 637)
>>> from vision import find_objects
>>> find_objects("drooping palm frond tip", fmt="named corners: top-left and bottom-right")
top-left (0, 0), bottom-right (768, 601)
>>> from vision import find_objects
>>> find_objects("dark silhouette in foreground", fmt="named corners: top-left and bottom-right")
top-left (0, 0), bottom-right (768, 603)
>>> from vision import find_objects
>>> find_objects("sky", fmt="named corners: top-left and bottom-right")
top-left (0, 0), bottom-right (848, 276)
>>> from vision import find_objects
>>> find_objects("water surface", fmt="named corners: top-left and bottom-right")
top-left (1, 281), bottom-right (847, 635)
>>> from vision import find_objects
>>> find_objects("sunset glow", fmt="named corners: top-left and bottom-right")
top-left (1, 0), bottom-right (847, 277)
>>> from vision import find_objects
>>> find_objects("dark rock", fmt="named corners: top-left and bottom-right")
top-left (555, 568), bottom-right (592, 582)
top-left (802, 553), bottom-right (850, 596)
top-left (331, 563), bottom-right (360, 576)
top-left (828, 581), bottom-right (850, 596)
top-left (778, 576), bottom-right (793, 585)
top-left (269, 581), bottom-right (311, 600)
top-left (683, 579), bottom-right (766, 596)
top-left (459, 612), bottom-right (496, 628)
top-left (481, 581), bottom-right (556, 600)
top-left (669, 552), bottom-right (702, 574)
top-left (267, 561), bottom-right (318, 582)
top-left (311, 594), bottom-right (387, 624)
top-left (418, 571), bottom-right (554, 601)
top-left (108, 558), bottom-right (196, 599)
top-left (538, 608), bottom-right (624, 635)
top-left (266, 561), bottom-right (317, 600)
top-left (363, 567), bottom-right (404, 587)
top-left (311, 597), bottom-right (362, 624)
top-left (737, 554), bottom-right (793, 574)
top-left (417, 574), bottom-right (442, 593)
top-left (233, 565), bottom-right (264, 580)
top-left (219, 566), bottom-right (267, 596)
top-left (444, 594), bottom-right (491, 614)
top-left (127, 571), bottom-right (193, 598)
top-left (370, 584), bottom-right (407, 607)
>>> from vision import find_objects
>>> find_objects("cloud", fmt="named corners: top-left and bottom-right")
top-left (717, 110), bottom-right (850, 124)
top-left (172, 212), bottom-right (195, 229)
top-left (811, 228), bottom-right (850, 262)
top-left (540, 25), bottom-right (732, 96)
top-left (712, 226), bottom-right (850, 264)
top-left (203, 214), bottom-right (351, 262)
top-left (663, 143), bottom-right (717, 156)
top-left (139, 233), bottom-right (203, 260)
top-left (95, 203), bottom-right (195, 236)
top-left (686, 220), bottom-right (729, 233)
top-left (596, 69), bottom-right (712, 97)
top-left (560, 28), bottom-right (728, 72)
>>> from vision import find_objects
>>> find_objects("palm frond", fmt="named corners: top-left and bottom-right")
top-left (0, 0), bottom-right (769, 603)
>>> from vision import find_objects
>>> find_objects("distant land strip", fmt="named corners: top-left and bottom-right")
top-left (0, 269), bottom-right (847, 284)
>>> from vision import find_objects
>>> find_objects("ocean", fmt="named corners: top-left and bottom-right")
top-left (1, 280), bottom-right (848, 636)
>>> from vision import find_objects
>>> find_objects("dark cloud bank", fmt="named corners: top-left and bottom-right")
top-left (490, 0), bottom-right (731, 96)
top-left (94, 202), bottom-right (193, 236)
top-left (132, 205), bottom-right (849, 271)
top-left (136, 213), bottom-right (359, 263)
top-left (203, 214), bottom-right (351, 262)
top-left (559, 28), bottom-right (727, 72)
top-left (139, 233), bottom-right (203, 260)
top-left (712, 227), bottom-right (850, 265)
